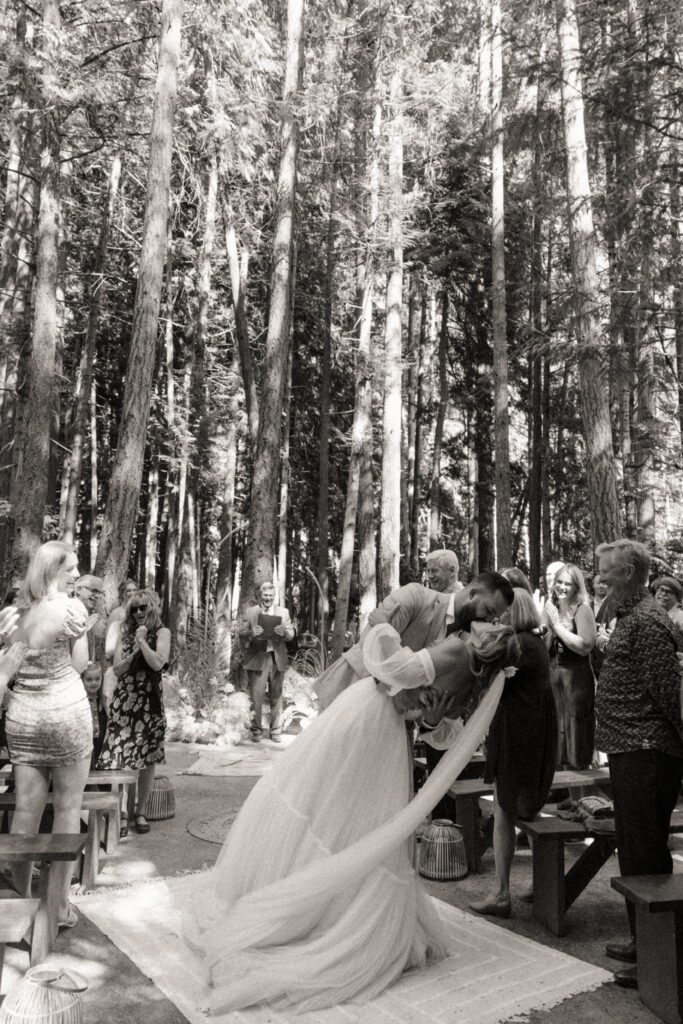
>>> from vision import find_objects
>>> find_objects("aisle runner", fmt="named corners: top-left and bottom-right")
top-left (181, 738), bottom-right (295, 778)
top-left (77, 875), bottom-right (610, 1024)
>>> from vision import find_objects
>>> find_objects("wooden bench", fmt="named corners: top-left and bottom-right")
top-left (0, 834), bottom-right (86, 964)
top-left (0, 790), bottom-right (120, 889)
top-left (518, 808), bottom-right (683, 937)
top-left (0, 897), bottom-right (40, 989)
top-left (446, 767), bottom-right (612, 873)
top-left (611, 875), bottom-right (683, 1024)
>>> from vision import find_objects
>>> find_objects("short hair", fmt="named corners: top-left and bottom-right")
top-left (596, 539), bottom-right (650, 586)
top-left (17, 541), bottom-right (76, 608)
top-left (553, 563), bottom-right (589, 604)
top-left (259, 580), bottom-right (276, 592)
top-left (426, 550), bottom-right (459, 575)
top-left (470, 571), bottom-right (515, 606)
top-left (499, 567), bottom-right (533, 594)
top-left (511, 589), bottom-right (541, 632)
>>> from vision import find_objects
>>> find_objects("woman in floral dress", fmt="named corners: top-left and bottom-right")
top-left (97, 589), bottom-right (170, 835)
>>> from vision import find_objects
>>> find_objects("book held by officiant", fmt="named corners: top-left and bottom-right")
top-left (258, 613), bottom-right (282, 639)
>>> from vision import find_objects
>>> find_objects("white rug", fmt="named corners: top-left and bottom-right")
top-left (181, 739), bottom-right (295, 778)
top-left (76, 875), bottom-right (610, 1024)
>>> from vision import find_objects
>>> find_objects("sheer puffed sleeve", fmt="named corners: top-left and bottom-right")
top-left (362, 623), bottom-right (435, 696)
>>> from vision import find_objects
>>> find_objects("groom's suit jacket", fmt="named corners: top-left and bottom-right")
top-left (315, 583), bottom-right (451, 708)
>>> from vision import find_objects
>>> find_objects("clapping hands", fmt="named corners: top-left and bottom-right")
top-left (544, 600), bottom-right (559, 628)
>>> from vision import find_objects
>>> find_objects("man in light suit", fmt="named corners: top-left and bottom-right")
top-left (316, 571), bottom-right (514, 710)
top-left (239, 581), bottom-right (295, 743)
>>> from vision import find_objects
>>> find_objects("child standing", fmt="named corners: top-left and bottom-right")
top-left (82, 661), bottom-right (107, 767)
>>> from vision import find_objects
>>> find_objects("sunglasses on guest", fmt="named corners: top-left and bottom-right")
top-left (131, 603), bottom-right (148, 613)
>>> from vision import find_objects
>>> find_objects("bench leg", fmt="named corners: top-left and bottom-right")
top-left (532, 838), bottom-right (567, 936)
top-left (106, 803), bottom-right (120, 855)
top-left (81, 812), bottom-right (99, 890)
top-left (635, 907), bottom-right (683, 1024)
top-left (455, 795), bottom-right (480, 873)
top-left (0, 943), bottom-right (5, 993)
top-left (564, 836), bottom-right (615, 912)
top-left (31, 863), bottom-right (60, 965)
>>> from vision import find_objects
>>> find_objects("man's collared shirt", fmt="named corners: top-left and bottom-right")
top-left (595, 589), bottom-right (683, 758)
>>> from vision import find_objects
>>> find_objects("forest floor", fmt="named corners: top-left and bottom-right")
top-left (2, 739), bottom-right (681, 1024)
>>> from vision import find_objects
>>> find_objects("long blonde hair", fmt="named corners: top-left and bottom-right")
top-left (121, 588), bottom-right (163, 640)
top-left (553, 563), bottom-right (588, 606)
top-left (16, 541), bottom-right (76, 608)
top-left (467, 624), bottom-right (520, 682)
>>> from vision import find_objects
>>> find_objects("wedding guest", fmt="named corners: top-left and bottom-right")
top-left (97, 589), bottom-right (170, 836)
top-left (652, 576), bottom-right (683, 629)
top-left (591, 573), bottom-right (618, 679)
top-left (469, 589), bottom-right (556, 918)
top-left (101, 579), bottom-right (137, 713)
top-left (239, 582), bottom-right (295, 743)
top-left (500, 567), bottom-right (533, 594)
top-left (596, 540), bottom-right (683, 990)
top-left (5, 541), bottom-right (91, 928)
top-left (533, 560), bottom-right (564, 613)
top-left (425, 550), bottom-right (462, 593)
top-left (542, 563), bottom-right (596, 770)
top-left (81, 661), bottom-right (106, 766)
top-left (74, 574), bottom-right (105, 662)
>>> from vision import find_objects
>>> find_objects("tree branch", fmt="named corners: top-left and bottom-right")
top-left (82, 35), bottom-right (155, 68)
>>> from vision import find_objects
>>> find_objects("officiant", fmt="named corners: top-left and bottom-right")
top-left (239, 581), bottom-right (295, 743)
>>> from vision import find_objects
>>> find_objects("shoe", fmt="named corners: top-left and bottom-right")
top-left (605, 939), bottom-right (637, 963)
top-left (556, 797), bottom-right (574, 811)
top-left (520, 886), bottom-right (534, 903)
top-left (251, 734), bottom-right (262, 743)
top-left (270, 735), bottom-right (281, 744)
top-left (469, 896), bottom-right (512, 919)
top-left (58, 905), bottom-right (79, 930)
top-left (613, 967), bottom-right (638, 989)
top-left (120, 815), bottom-right (129, 838)
top-left (135, 814), bottom-right (151, 834)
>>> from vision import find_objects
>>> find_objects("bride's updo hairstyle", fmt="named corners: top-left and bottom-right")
top-left (467, 623), bottom-right (520, 685)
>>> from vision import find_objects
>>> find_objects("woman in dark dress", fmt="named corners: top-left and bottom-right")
top-left (97, 589), bottom-right (170, 835)
top-left (470, 588), bottom-right (557, 918)
top-left (542, 563), bottom-right (596, 769)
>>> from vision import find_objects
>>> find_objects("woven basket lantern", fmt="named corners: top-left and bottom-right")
top-left (418, 819), bottom-right (468, 881)
top-left (144, 773), bottom-right (175, 820)
top-left (0, 967), bottom-right (87, 1024)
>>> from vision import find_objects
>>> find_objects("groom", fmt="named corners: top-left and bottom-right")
top-left (315, 571), bottom-right (514, 709)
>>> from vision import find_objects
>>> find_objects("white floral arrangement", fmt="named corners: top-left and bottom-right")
top-left (164, 671), bottom-right (251, 746)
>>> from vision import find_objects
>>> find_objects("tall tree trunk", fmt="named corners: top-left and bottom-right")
top-left (330, 34), bottom-right (380, 660)
top-left (219, 174), bottom-right (257, 446)
top-left (379, 65), bottom-right (403, 598)
top-left (528, 52), bottom-right (546, 588)
top-left (215, 353), bottom-right (242, 619)
top-left (490, 0), bottom-right (512, 568)
top-left (62, 152), bottom-right (122, 544)
top-left (89, 375), bottom-right (98, 569)
top-left (145, 451), bottom-right (160, 588)
top-left (278, 349), bottom-right (293, 601)
top-left (429, 291), bottom-right (449, 547)
top-left (241, 0), bottom-right (304, 606)
top-left (11, 0), bottom-right (62, 574)
top-left (410, 293), bottom-right (427, 570)
top-left (95, 0), bottom-right (182, 608)
top-left (556, 0), bottom-right (621, 547)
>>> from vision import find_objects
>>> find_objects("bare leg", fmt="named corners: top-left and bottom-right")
top-left (491, 787), bottom-right (516, 900)
top-left (10, 764), bottom-right (50, 896)
top-left (51, 756), bottom-right (91, 919)
top-left (136, 765), bottom-right (156, 819)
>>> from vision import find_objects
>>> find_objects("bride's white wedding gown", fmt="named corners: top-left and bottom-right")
top-left (184, 624), bottom-right (504, 1014)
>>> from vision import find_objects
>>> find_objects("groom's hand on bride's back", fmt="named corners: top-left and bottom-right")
top-left (421, 690), bottom-right (463, 727)
top-left (391, 686), bottom-right (432, 718)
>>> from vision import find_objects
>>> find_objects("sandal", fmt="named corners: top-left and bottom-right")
top-left (58, 905), bottom-right (79, 930)
top-left (135, 814), bottom-right (151, 834)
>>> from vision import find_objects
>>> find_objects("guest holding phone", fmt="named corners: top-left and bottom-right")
top-left (239, 582), bottom-right (295, 744)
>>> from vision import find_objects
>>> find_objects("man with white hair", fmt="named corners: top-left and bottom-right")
top-left (239, 582), bottom-right (295, 743)
top-left (425, 550), bottom-right (463, 594)
top-left (596, 539), bottom-right (683, 990)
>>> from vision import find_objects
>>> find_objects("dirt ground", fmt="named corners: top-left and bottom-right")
top-left (2, 741), bottom-right (681, 1024)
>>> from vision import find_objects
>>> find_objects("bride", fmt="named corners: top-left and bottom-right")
top-left (184, 616), bottom-right (520, 1014)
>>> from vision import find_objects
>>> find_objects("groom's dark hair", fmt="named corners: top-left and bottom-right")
top-left (470, 571), bottom-right (515, 606)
